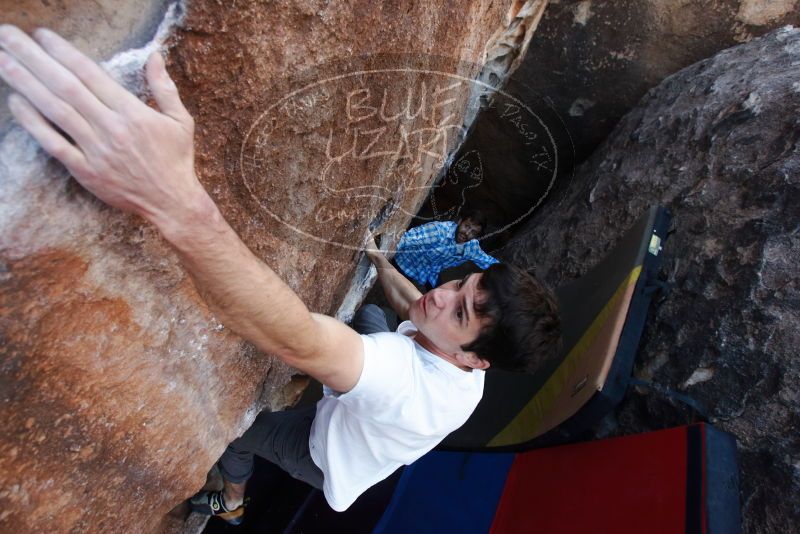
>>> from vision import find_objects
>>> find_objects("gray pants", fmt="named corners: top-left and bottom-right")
top-left (218, 304), bottom-right (391, 489)
top-left (350, 303), bottom-right (393, 335)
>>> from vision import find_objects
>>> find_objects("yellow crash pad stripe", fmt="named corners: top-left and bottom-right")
top-left (487, 265), bottom-right (643, 447)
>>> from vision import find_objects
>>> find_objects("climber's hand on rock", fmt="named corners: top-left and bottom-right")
top-left (0, 25), bottom-right (208, 231)
top-left (364, 236), bottom-right (384, 265)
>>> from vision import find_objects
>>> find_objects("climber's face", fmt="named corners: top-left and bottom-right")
top-left (408, 273), bottom-right (491, 370)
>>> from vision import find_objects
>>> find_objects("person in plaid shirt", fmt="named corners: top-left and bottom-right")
top-left (395, 209), bottom-right (500, 287)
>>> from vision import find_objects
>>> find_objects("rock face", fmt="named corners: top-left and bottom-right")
top-left (500, 28), bottom-right (800, 533)
top-left (516, 0), bottom-right (800, 162)
top-left (424, 0), bottom-right (800, 247)
top-left (0, 0), bottom-right (547, 531)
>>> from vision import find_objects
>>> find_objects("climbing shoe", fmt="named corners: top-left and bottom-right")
top-left (190, 489), bottom-right (247, 525)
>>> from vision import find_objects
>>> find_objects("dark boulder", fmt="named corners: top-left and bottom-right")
top-left (508, 0), bottom-right (800, 163)
top-left (500, 27), bottom-right (800, 533)
top-left (425, 0), bottom-right (800, 246)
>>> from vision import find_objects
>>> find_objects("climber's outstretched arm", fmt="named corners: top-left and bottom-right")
top-left (0, 25), bottom-right (364, 392)
top-left (364, 238), bottom-right (422, 321)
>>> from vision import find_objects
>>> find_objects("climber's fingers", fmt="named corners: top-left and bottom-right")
top-left (0, 48), bottom-right (98, 149)
top-left (7, 92), bottom-right (88, 173)
top-left (145, 52), bottom-right (193, 127)
top-left (31, 27), bottom-right (142, 114)
top-left (0, 25), bottom-right (120, 133)
top-left (0, 25), bottom-right (200, 220)
top-left (365, 235), bottom-right (380, 252)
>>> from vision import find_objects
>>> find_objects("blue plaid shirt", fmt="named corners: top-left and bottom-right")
top-left (395, 221), bottom-right (500, 286)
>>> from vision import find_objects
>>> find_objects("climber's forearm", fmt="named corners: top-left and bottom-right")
top-left (0, 24), bottom-right (362, 388)
top-left (157, 192), bottom-right (317, 360)
top-left (368, 252), bottom-right (422, 321)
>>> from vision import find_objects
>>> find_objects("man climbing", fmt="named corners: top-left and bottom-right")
top-left (0, 26), bottom-right (561, 523)
top-left (395, 208), bottom-right (499, 289)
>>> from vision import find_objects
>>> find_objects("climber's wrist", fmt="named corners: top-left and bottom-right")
top-left (150, 181), bottom-right (223, 249)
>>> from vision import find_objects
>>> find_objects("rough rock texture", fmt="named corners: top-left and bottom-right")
top-left (0, 1), bottom-right (548, 532)
top-left (519, 0), bottom-right (800, 162)
top-left (500, 28), bottom-right (800, 533)
top-left (425, 0), bottom-right (800, 247)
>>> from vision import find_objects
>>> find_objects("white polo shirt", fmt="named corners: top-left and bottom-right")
top-left (308, 321), bottom-right (485, 511)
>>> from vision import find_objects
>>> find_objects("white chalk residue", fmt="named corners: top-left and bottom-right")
top-left (682, 367), bottom-right (715, 388)
top-left (569, 97), bottom-right (595, 117)
top-left (0, 129), bottom-right (47, 236)
top-left (0, 1), bottom-right (186, 247)
top-left (743, 91), bottom-right (763, 115)
top-left (573, 1), bottom-right (593, 26)
top-left (100, 1), bottom-right (186, 95)
top-left (334, 253), bottom-right (378, 323)
top-left (775, 25), bottom-right (799, 46)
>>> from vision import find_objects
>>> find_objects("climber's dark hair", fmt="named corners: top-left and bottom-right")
top-left (464, 263), bottom-right (562, 373)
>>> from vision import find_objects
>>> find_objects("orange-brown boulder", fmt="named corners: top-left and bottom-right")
top-left (0, 0), bottom-right (547, 531)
